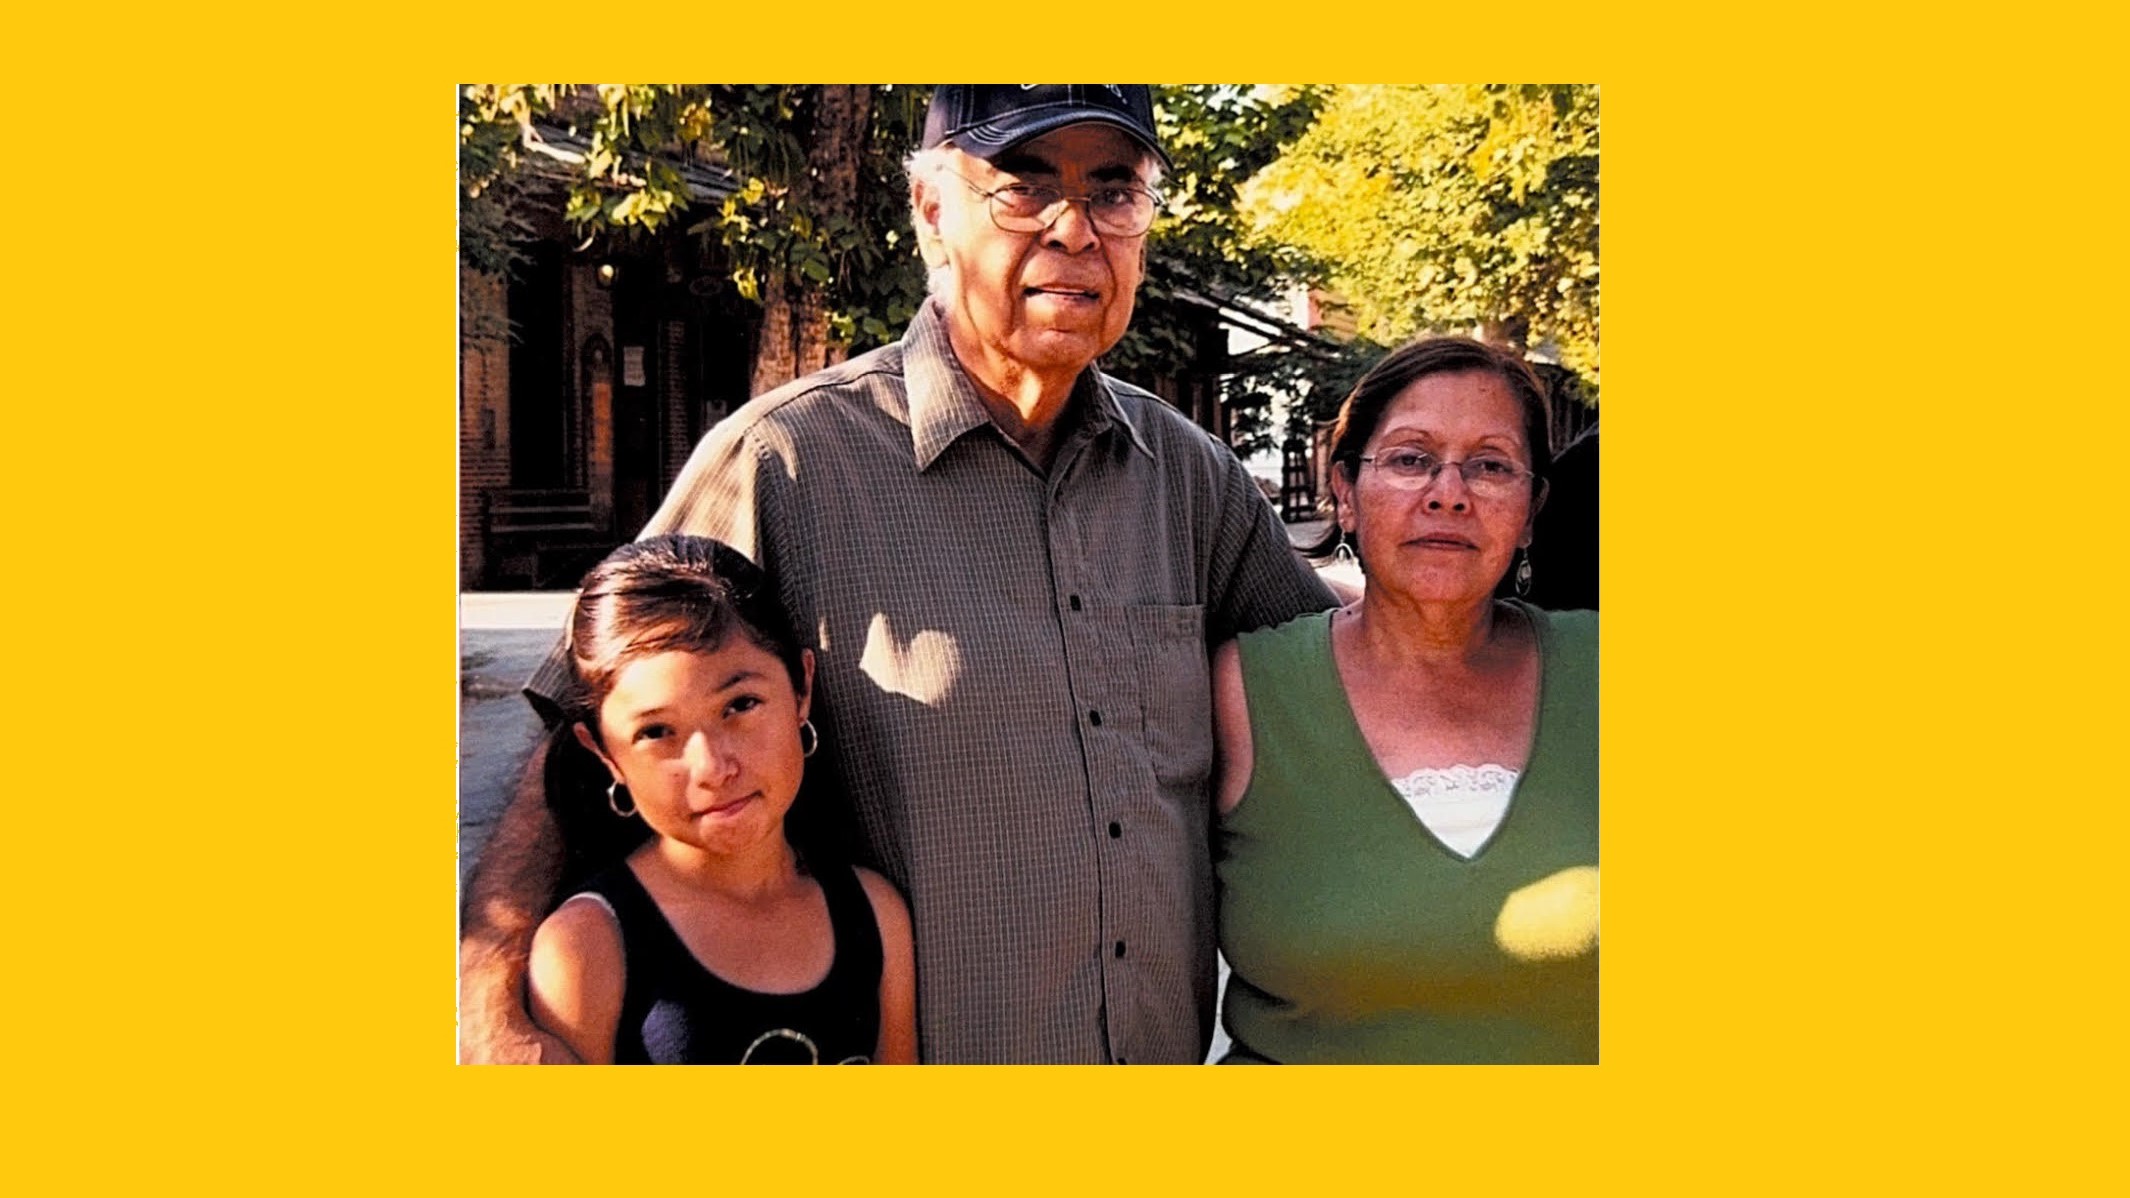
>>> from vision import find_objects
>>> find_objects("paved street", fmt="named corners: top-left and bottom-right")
top-left (457, 611), bottom-right (568, 893)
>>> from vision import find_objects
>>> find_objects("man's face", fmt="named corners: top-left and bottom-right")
top-left (918, 124), bottom-right (1152, 377)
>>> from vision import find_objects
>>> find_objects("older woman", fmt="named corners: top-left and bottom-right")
top-left (1212, 337), bottom-right (1597, 1063)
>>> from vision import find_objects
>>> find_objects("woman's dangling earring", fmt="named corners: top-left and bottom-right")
top-left (607, 779), bottom-right (637, 818)
top-left (1333, 530), bottom-right (1358, 568)
top-left (1513, 547), bottom-right (1534, 598)
top-left (798, 719), bottom-right (820, 759)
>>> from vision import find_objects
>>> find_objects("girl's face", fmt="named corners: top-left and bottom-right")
top-left (577, 638), bottom-right (814, 859)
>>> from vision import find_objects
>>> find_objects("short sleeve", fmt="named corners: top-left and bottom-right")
top-left (1203, 447), bottom-right (1336, 644)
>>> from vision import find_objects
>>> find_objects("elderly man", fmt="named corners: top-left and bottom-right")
top-left (460, 85), bottom-right (1335, 1064)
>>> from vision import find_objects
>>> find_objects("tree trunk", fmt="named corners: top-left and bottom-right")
top-left (746, 85), bottom-right (875, 391)
top-left (794, 85), bottom-right (872, 376)
top-left (795, 288), bottom-right (831, 376)
top-left (751, 270), bottom-right (796, 396)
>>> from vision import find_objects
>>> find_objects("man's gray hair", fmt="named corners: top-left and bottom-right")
top-left (904, 144), bottom-right (1165, 298)
top-left (904, 148), bottom-right (961, 298)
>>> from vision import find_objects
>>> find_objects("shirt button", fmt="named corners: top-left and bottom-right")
top-left (1114, 940), bottom-right (1127, 958)
top-left (1069, 594), bottom-right (1082, 611)
top-left (1089, 710), bottom-right (1103, 727)
top-left (1108, 821), bottom-right (1122, 839)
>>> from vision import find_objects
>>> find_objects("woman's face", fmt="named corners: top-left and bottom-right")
top-left (1332, 369), bottom-right (1544, 607)
top-left (577, 639), bottom-right (814, 859)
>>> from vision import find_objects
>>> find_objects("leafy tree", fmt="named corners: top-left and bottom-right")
top-left (459, 84), bottom-right (931, 392)
top-left (1241, 84), bottom-right (1600, 410)
top-left (1107, 84), bottom-right (1369, 457)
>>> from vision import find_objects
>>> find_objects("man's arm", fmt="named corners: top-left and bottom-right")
top-left (458, 736), bottom-right (579, 1064)
top-left (1205, 446), bottom-right (1338, 640)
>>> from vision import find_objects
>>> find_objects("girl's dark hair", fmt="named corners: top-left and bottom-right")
top-left (560, 534), bottom-right (806, 728)
top-left (1304, 336), bottom-right (1555, 566)
top-left (544, 535), bottom-right (843, 888)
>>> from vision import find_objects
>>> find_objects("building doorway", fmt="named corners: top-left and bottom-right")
top-left (506, 242), bottom-right (572, 489)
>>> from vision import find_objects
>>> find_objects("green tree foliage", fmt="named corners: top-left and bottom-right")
top-left (1141, 86), bottom-right (1328, 301)
top-left (459, 85), bottom-right (931, 389)
top-left (1242, 84), bottom-right (1600, 410)
top-left (1108, 85), bottom-right (1364, 456)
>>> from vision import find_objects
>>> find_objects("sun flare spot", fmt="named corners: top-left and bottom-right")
top-left (858, 613), bottom-right (962, 707)
top-left (1494, 866), bottom-right (1599, 961)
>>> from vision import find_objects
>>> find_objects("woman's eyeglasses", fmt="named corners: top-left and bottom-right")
top-left (1358, 449), bottom-right (1534, 497)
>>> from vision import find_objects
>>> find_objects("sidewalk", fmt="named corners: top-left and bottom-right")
top-left (460, 591), bottom-right (574, 632)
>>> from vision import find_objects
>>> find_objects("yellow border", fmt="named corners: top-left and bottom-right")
top-left (24, 2), bottom-right (2113, 1188)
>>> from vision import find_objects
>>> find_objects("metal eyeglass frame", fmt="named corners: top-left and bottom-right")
top-left (1357, 450), bottom-right (1536, 494)
top-left (945, 169), bottom-right (1163, 238)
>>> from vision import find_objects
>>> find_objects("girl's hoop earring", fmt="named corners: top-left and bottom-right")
top-left (607, 779), bottom-right (637, 819)
top-left (1513, 547), bottom-right (1534, 598)
top-left (798, 719), bottom-right (820, 759)
top-left (1333, 531), bottom-right (1358, 568)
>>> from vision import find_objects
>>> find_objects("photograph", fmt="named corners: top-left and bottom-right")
top-left (456, 83), bottom-right (1600, 1064)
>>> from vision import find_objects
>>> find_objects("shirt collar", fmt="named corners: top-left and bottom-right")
top-left (903, 298), bottom-right (1155, 471)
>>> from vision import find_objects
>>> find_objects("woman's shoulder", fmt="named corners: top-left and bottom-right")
top-left (1235, 607), bottom-right (1335, 653)
top-left (1518, 604), bottom-right (1597, 689)
top-left (1550, 606), bottom-right (1596, 642)
top-left (1522, 602), bottom-right (1596, 648)
top-left (1225, 607), bottom-right (1341, 711)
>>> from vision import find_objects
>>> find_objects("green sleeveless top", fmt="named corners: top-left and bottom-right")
top-left (1216, 602), bottom-right (1598, 1063)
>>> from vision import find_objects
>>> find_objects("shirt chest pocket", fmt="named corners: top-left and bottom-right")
top-left (1126, 603), bottom-right (1212, 791)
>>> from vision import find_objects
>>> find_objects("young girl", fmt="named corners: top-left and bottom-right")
top-left (527, 535), bottom-right (917, 1064)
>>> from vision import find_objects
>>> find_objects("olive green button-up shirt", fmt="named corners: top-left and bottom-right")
top-left (529, 299), bottom-right (1334, 1062)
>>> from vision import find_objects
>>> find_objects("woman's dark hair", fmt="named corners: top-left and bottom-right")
top-left (1304, 336), bottom-right (1555, 565)
top-left (544, 535), bottom-right (842, 888)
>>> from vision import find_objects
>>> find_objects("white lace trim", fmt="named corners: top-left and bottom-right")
top-left (1388, 763), bottom-right (1519, 858)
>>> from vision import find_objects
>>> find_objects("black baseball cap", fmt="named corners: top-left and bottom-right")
top-left (922, 85), bottom-right (1171, 169)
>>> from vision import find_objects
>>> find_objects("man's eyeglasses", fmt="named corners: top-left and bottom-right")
top-left (1358, 449), bottom-right (1535, 497)
top-left (949, 171), bottom-right (1162, 238)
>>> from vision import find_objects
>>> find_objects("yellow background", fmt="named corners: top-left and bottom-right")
top-left (11, 3), bottom-right (2120, 1191)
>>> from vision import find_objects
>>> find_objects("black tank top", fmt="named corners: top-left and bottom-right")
top-left (574, 859), bottom-right (884, 1064)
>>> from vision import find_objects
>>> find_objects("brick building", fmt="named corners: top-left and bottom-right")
top-left (460, 140), bottom-right (758, 588)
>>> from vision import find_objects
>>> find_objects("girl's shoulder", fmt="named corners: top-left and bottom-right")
top-left (528, 890), bottom-right (628, 1064)
top-left (534, 891), bottom-right (626, 970)
top-left (535, 862), bottom-right (642, 978)
top-left (849, 865), bottom-right (910, 929)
